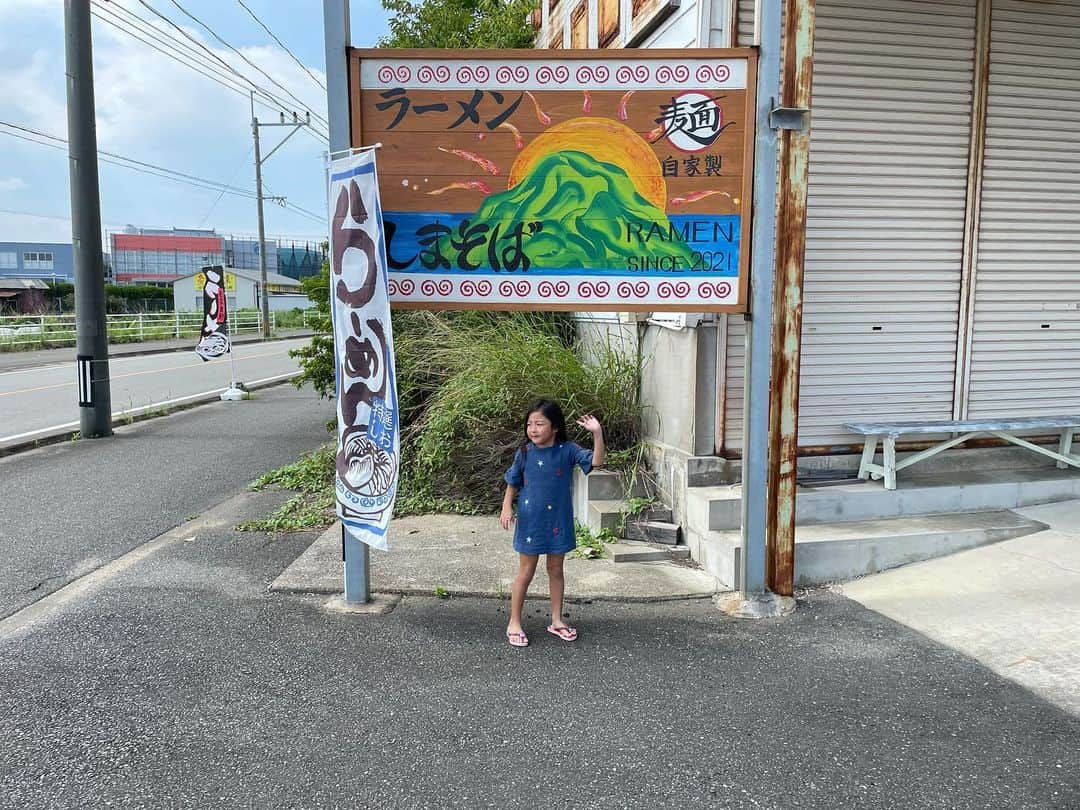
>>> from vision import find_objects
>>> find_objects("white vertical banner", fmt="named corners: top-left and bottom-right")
top-left (329, 149), bottom-right (399, 550)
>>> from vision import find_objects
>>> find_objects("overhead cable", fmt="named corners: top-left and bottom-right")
top-left (0, 121), bottom-right (258, 199)
top-left (163, 0), bottom-right (329, 128)
top-left (94, 1), bottom-right (328, 141)
top-left (235, 0), bottom-right (327, 91)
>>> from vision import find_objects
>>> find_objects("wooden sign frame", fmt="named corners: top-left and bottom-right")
top-left (349, 48), bottom-right (757, 313)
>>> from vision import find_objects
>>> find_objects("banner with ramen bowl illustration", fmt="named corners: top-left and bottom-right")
top-left (349, 48), bottom-right (756, 312)
top-left (329, 150), bottom-right (399, 551)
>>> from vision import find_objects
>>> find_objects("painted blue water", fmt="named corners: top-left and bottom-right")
top-left (382, 212), bottom-right (740, 277)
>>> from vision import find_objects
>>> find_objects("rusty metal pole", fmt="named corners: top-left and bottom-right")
top-left (765, 0), bottom-right (816, 596)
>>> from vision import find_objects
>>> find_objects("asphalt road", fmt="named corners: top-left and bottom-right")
top-left (0, 391), bottom-right (1076, 807)
top-left (0, 337), bottom-right (312, 444)
top-left (0, 489), bottom-right (1075, 809)
top-left (0, 382), bottom-right (335, 621)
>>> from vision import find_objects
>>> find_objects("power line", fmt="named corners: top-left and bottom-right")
top-left (1, 121), bottom-right (326, 228)
top-left (199, 144), bottom-right (256, 226)
top-left (162, 0), bottom-right (330, 129)
top-left (127, 0), bottom-right (328, 139)
top-left (235, 0), bottom-right (326, 91)
top-left (0, 121), bottom-right (258, 199)
top-left (92, 1), bottom-right (328, 141)
top-left (90, 3), bottom-right (277, 118)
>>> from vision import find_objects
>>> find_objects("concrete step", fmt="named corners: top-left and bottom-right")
top-left (689, 469), bottom-right (1080, 532)
top-left (685, 509), bottom-right (1047, 589)
top-left (624, 520), bottom-right (680, 545)
top-left (640, 505), bottom-right (673, 523)
top-left (585, 499), bottom-right (625, 534)
top-left (684, 527), bottom-right (741, 590)
top-left (586, 500), bottom-right (676, 535)
top-left (794, 510), bottom-right (1047, 585)
top-left (607, 540), bottom-right (691, 563)
top-left (577, 469), bottom-right (650, 501)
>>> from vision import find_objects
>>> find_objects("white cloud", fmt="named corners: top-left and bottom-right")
top-left (0, 48), bottom-right (68, 136)
top-left (0, 176), bottom-right (27, 192)
top-left (0, 0), bottom-right (334, 242)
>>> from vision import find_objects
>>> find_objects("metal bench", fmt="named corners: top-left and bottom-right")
top-left (843, 416), bottom-right (1080, 490)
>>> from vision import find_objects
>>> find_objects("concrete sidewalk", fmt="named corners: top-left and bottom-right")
top-left (843, 498), bottom-right (1080, 715)
top-left (0, 329), bottom-right (313, 373)
top-left (271, 514), bottom-right (722, 602)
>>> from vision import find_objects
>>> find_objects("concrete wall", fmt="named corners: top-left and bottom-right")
top-left (640, 324), bottom-right (698, 525)
top-left (574, 314), bottom-right (638, 365)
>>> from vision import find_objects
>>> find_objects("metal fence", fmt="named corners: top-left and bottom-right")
top-left (0, 309), bottom-right (319, 351)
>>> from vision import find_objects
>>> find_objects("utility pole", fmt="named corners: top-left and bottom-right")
top-left (65, 0), bottom-right (111, 437)
top-left (251, 92), bottom-right (310, 338)
top-left (323, 0), bottom-right (371, 604)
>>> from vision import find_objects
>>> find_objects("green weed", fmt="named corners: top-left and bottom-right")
top-left (573, 522), bottom-right (614, 559)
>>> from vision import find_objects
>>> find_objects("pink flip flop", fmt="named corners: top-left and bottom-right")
top-left (547, 624), bottom-right (578, 642)
top-left (506, 630), bottom-right (529, 648)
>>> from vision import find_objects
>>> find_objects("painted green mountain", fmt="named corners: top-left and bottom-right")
top-left (467, 150), bottom-right (693, 271)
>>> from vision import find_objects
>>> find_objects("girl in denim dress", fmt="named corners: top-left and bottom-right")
top-left (500, 399), bottom-right (605, 648)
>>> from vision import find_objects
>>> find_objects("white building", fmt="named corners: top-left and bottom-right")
top-left (172, 266), bottom-right (315, 313)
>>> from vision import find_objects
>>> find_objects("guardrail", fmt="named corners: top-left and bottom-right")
top-left (0, 309), bottom-right (319, 351)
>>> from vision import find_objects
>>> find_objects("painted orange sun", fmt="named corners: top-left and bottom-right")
top-left (507, 117), bottom-right (667, 209)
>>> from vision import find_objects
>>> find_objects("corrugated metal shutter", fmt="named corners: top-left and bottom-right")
top-left (966, 0), bottom-right (1080, 418)
top-left (723, 0), bottom-right (976, 452)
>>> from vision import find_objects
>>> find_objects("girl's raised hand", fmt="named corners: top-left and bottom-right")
top-left (576, 413), bottom-right (602, 434)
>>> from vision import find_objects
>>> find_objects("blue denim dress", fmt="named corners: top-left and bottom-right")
top-left (504, 441), bottom-right (594, 555)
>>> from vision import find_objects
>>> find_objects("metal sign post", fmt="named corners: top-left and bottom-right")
top-left (324, 0), bottom-right (370, 604)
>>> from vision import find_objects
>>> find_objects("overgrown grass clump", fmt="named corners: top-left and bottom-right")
top-left (394, 309), bottom-right (641, 514)
top-left (256, 306), bottom-right (644, 532)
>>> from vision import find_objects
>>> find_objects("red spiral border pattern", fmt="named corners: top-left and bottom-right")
top-left (416, 65), bottom-right (451, 83)
top-left (376, 62), bottom-right (736, 88)
top-left (537, 280), bottom-right (570, 298)
top-left (535, 65), bottom-right (570, 84)
top-left (495, 65), bottom-right (529, 83)
top-left (616, 281), bottom-right (650, 299)
top-left (576, 280), bottom-right (612, 298)
top-left (698, 281), bottom-right (733, 299)
top-left (455, 65), bottom-right (490, 83)
top-left (657, 281), bottom-right (691, 299)
top-left (419, 279), bottom-right (453, 297)
top-left (575, 65), bottom-right (611, 83)
top-left (498, 279), bottom-right (532, 297)
top-left (388, 276), bottom-right (736, 304)
top-left (459, 279), bottom-right (493, 297)
top-left (655, 65), bottom-right (690, 83)
top-left (615, 65), bottom-right (650, 84)
top-left (695, 64), bottom-right (732, 84)
top-left (377, 65), bottom-right (412, 84)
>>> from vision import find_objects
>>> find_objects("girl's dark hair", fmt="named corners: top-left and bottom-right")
top-left (521, 398), bottom-right (568, 450)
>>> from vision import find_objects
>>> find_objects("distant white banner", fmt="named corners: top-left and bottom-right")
top-left (194, 264), bottom-right (231, 361)
top-left (329, 150), bottom-right (399, 551)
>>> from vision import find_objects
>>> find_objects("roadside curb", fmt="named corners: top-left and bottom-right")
top-left (0, 373), bottom-right (300, 458)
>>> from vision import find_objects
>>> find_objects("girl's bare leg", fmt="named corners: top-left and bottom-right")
top-left (508, 553), bottom-right (539, 635)
top-left (546, 554), bottom-right (571, 629)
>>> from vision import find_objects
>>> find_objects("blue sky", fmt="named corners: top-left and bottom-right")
top-left (0, 0), bottom-right (390, 244)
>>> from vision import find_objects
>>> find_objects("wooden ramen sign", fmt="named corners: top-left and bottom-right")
top-left (348, 48), bottom-right (756, 312)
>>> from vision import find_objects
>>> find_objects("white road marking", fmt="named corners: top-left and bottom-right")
top-left (0, 371), bottom-right (298, 447)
